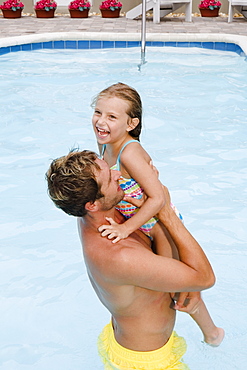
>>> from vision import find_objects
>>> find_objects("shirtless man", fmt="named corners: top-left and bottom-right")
top-left (46, 149), bottom-right (215, 370)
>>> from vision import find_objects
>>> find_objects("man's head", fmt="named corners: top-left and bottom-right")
top-left (46, 149), bottom-right (124, 217)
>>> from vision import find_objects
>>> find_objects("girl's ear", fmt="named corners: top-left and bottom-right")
top-left (127, 117), bottom-right (139, 132)
top-left (85, 201), bottom-right (99, 213)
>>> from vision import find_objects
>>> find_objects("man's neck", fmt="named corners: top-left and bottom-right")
top-left (82, 208), bottom-right (124, 233)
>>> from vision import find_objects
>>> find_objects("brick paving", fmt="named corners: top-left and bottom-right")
top-left (0, 12), bottom-right (246, 38)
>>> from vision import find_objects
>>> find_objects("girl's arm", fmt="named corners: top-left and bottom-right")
top-left (99, 142), bottom-right (165, 242)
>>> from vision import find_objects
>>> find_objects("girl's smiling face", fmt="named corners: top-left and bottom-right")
top-left (92, 96), bottom-right (132, 145)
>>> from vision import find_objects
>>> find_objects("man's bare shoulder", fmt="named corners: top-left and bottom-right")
top-left (78, 217), bottom-right (197, 293)
top-left (79, 221), bottom-right (153, 283)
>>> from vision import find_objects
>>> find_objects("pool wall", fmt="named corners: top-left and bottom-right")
top-left (0, 32), bottom-right (247, 56)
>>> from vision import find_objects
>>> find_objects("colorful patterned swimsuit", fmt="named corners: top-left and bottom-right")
top-left (101, 140), bottom-right (183, 237)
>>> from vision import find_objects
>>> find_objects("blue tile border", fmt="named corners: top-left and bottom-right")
top-left (0, 46), bottom-right (10, 55)
top-left (32, 42), bottom-right (43, 50)
top-left (0, 40), bottom-right (245, 57)
top-left (22, 43), bottom-right (32, 51)
top-left (54, 40), bottom-right (65, 49)
top-left (10, 45), bottom-right (21, 53)
top-left (78, 40), bottom-right (89, 49)
top-left (102, 40), bottom-right (115, 48)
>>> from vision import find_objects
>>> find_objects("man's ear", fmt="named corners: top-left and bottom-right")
top-left (127, 117), bottom-right (139, 132)
top-left (85, 201), bottom-right (99, 213)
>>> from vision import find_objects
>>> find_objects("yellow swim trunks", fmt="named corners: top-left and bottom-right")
top-left (97, 323), bottom-right (189, 370)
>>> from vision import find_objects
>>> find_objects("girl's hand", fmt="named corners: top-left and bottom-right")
top-left (170, 291), bottom-right (201, 314)
top-left (98, 217), bottom-right (129, 243)
top-left (123, 194), bottom-right (146, 208)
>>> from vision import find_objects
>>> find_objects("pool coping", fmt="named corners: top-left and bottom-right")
top-left (0, 32), bottom-right (247, 56)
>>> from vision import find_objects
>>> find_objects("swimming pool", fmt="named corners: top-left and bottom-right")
top-left (1, 45), bottom-right (247, 369)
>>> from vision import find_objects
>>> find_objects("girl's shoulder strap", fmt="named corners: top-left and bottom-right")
top-left (116, 140), bottom-right (140, 171)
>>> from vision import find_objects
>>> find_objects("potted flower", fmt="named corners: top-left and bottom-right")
top-left (99, 0), bottom-right (122, 18)
top-left (0, 0), bottom-right (24, 18)
top-left (34, 0), bottom-right (57, 18)
top-left (68, 0), bottom-right (90, 18)
top-left (198, 0), bottom-right (221, 17)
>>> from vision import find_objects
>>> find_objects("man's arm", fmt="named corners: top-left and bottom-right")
top-left (107, 186), bottom-right (215, 294)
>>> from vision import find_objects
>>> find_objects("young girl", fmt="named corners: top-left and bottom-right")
top-left (91, 82), bottom-right (224, 346)
top-left (92, 82), bottom-right (182, 243)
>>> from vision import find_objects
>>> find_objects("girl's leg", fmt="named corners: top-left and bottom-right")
top-left (151, 223), bottom-right (224, 347)
top-left (190, 298), bottom-right (225, 346)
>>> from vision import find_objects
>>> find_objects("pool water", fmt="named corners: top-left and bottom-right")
top-left (0, 47), bottom-right (247, 369)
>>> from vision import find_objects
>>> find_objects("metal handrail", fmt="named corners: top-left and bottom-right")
top-left (141, 0), bottom-right (147, 61)
top-left (138, 0), bottom-right (147, 70)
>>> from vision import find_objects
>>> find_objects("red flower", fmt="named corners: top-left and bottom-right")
top-left (0, 0), bottom-right (24, 9)
top-left (99, 0), bottom-right (122, 10)
top-left (68, 0), bottom-right (90, 9)
top-left (34, 0), bottom-right (57, 9)
top-left (198, 0), bottom-right (221, 8)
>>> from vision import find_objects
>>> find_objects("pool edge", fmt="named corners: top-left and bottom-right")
top-left (0, 32), bottom-right (246, 56)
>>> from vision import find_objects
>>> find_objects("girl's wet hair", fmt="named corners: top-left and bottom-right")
top-left (92, 82), bottom-right (142, 140)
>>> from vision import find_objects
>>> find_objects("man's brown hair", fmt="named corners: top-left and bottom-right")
top-left (46, 150), bottom-right (103, 217)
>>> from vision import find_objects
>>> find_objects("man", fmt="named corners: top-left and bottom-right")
top-left (46, 149), bottom-right (215, 370)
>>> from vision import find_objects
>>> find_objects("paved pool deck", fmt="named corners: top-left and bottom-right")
top-left (0, 12), bottom-right (247, 39)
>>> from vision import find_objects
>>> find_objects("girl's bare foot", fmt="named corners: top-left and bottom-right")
top-left (203, 327), bottom-right (225, 347)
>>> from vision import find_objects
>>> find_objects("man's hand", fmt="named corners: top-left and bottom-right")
top-left (98, 217), bottom-right (129, 244)
top-left (171, 291), bottom-right (201, 314)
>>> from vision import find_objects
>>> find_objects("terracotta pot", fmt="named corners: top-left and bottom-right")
top-left (35, 8), bottom-right (56, 18)
top-left (69, 8), bottom-right (89, 18)
top-left (199, 7), bottom-right (220, 17)
top-left (1, 8), bottom-right (22, 18)
top-left (100, 8), bottom-right (120, 18)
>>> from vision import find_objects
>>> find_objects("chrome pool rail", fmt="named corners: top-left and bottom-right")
top-left (139, 0), bottom-right (147, 70)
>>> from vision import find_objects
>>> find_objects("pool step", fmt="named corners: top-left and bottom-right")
top-left (126, 0), bottom-right (192, 23)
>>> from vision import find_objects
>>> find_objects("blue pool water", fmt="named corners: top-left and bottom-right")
top-left (0, 47), bottom-right (247, 369)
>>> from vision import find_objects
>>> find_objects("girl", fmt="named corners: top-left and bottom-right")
top-left (91, 82), bottom-right (224, 347)
top-left (92, 82), bottom-right (182, 243)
